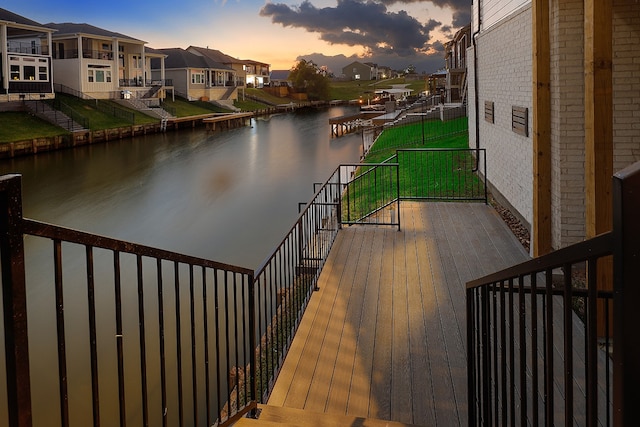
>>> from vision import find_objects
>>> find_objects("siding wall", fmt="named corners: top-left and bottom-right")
top-left (481, 0), bottom-right (530, 30)
top-left (468, 4), bottom-right (534, 230)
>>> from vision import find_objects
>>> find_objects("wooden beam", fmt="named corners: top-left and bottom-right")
top-left (585, 0), bottom-right (613, 339)
top-left (584, 0), bottom-right (613, 238)
top-left (532, 0), bottom-right (552, 256)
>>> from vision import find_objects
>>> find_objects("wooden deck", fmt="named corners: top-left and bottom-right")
top-left (266, 202), bottom-right (530, 427)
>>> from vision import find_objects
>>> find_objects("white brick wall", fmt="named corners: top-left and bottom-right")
top-left (613, 1), bottom-right (640, 172)
top-left (469, 0), bottom-right (640, 251)
top-left (550, 0), bottom-right (585, 249)
top-left (469, 4), bottom-right (534, 228)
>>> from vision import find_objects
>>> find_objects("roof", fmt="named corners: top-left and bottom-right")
top-left (270, 70), bottom-right (290, 81)
top-left (188, 46), bottom-right (241, 65)
top-left (189, 46), bottom-right (268, 68)
top-left (0, 7), bottom-right (53, 31)
top-left (45, 22), bottom-right (145, 43)
top-left (154, 48), bottom-right (232, 71)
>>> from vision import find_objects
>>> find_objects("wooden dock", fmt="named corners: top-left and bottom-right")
top-left (267, 202), bottom-right (530, 426)
top-left (329, 112), bottom-right (385, 137)
top-left (201, 112), bottom-right (254, 131)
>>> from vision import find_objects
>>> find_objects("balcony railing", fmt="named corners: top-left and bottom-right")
top-left (466, 161), bottom-right (640, 426)
top-left (0, 166), bottom-right (352, 427)
top-left (7, 42), bottom-right (49, 55)
top-left (52, 50), bottom-right (113, 60)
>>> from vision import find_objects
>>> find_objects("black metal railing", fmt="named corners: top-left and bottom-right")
top-left (392, 148), bottom-right (487, 203)
top-left (466, 161), bottom-right (640, 427)
top-left (251, 166), bottom-right (345, 404)
top-left (339, 148), bottom-right (486, 227)
top-left (0, 166), bottom-right (355, 427)
top-left (340, 163), bottom-right (401, 228)
top-left (29, 99), bottom-right (87, 130)
top-left (0, 174), bottom-right (258, 427)
top-left (7, 42), bottom-right (49, 55)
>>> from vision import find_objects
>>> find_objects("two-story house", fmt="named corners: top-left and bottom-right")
top-left (443, 23), bottom-right (470, 104)
top-left (342, 61), bottom-right (377, 81)
top-left (468, 0), bottom-right (639, 256)
top-left (242, 59), bottom-right (270, 88)
top-left (45, 22), bottom-right (167, 100)
top-left (0, 8), bottom-right (55, 102)
top-left (187, 46), bottom-right (270, 89)
top-left (151, 47), bottom-right (237, 103)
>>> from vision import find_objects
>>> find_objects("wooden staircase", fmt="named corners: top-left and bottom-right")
top-left (234, 404), bottom-right (426, 427)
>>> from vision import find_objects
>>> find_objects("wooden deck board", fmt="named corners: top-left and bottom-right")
top-left (268, 202), bottom-right (531, 426)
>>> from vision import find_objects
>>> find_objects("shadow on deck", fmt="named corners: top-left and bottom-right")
top-left (266, 202), bottom-right (530, 426)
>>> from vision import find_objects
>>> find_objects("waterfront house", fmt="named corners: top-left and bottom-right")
top-left (443, 23), bottom-right (470, 104)
top-left (0, 8), bottom-right (55, 102)
top-left (44, 22), bottom-right (168, 101)
top-left (150, 47), bottom-right (237, 105)
top-left (269, 70), bottom-right (291, 87)
top-left (467, 0), bottom-right (639, 256)
top-left (341, 61), bottom-right (377, 80)
top-left (187, 46), bottom-right (270, 88)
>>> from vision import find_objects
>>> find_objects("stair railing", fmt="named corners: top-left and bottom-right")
top-left (466, 161), bottom-right (640, 427)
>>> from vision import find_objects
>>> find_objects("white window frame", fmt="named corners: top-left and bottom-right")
top-left (191, 70), bottom-right (205, 85)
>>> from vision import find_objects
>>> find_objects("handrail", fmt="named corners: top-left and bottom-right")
top-left (22, 218), bottom-right (252, 275)
top-left (466, 232), bottom-right (613, 289)
top-left (466, 160), bottom-right (640, 427)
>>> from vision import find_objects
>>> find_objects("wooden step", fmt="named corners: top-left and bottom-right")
top-left (233, 404), bottom-right (427, 427)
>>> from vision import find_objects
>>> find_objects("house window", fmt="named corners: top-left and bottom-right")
top-left (10, 65), bottom-right (20, 80)
top-left (88, 65), bottom-right (112, 83)
top-left (354, 74), bottom-right (361, 80)
top-left (8, 57), bottom-right (49, 81)
top-left (191, 71), bottom-right (205, 84)
top-left (39, 66), bottom-right (48, 81)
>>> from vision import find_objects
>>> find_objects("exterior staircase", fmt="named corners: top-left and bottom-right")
top-left (233, 405), bottom-right (425, 427)
top-left (115, 98), bottom-right (174, 119)
top-left (24, 100), bottom-right (86, 132)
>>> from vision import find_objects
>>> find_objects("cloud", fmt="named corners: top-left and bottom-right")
top-left (260, 0), bottom-right (441, 57)
top-left (261, 0), bottom-right (471, 75)
top-left (378, 0), bottom-right (471, 27)
top-left (295, 51), bottom-right (444, 76)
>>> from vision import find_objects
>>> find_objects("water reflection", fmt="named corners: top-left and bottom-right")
top-left (0, 106), bottom-right (362, 426)
top-left (1, 106), bottom-right (361, 268)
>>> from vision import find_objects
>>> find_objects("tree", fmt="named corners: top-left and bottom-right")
top-left (289, 59), bottom-right (330, 101)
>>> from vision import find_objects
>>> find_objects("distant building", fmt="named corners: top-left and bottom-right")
top-left (270, 70), bottom-right (291, 87)
top-left (341, 61), bottom-right (377, 80)
top-left (444, 23), bottom-right (471, 104)
top-left (150, 47), bottom-right (237, 103)
top-left (0, 8), bottom-right (55, 101)
top-left (187, 46), bottom-right (270, 88)
top-left (45, 22), bottom-right (167, 100)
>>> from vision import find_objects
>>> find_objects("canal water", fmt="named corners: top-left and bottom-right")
top-left (0, 105), bottom-right (362, 426)
top-left (1, 105), bottom-right (361, 269)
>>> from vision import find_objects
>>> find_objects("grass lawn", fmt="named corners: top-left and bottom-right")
top-left (329, 77), bottom-right (427, 101)
top-left (55, 93), bottom-right (157, 129)
top-left (0, 112), bottom-right (69, 143)
top-left (343, 125), bottom-right (485, 221)
top-left (245, 88), bottom-right (293, 105)
top-left (365, 117), bottom-right (469, 162)
top-left (234, 98), bottom-right (272, 111)
top-left (161, 97), bottom-right (229, 117)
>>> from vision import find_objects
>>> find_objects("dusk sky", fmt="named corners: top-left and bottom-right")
top-left (3, 0), bottom-right (470, 74)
